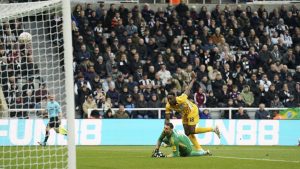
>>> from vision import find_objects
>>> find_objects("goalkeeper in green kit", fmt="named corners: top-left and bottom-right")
top-left (152, 123), bottom-right (211, 158)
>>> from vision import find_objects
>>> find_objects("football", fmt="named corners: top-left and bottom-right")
top-left (18, 32), bottom-right (32, 43)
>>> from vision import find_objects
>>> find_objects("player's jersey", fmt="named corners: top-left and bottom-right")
top-left (47, 101), bottom-right (61, 117)
top-left (158, 129), bottom-right (192, 157)
top-left (165, 94), bottom-right (197, 116)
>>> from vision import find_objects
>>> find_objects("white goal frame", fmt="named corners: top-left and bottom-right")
top-left (62, 0), bottom-right (76, 169)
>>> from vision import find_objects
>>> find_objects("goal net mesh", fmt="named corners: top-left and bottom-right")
top-left (0, 0), bottom-right (68, 168)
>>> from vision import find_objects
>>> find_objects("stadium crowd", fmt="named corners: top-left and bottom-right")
top-left (0, 2), bottom-right (299, 119)
top-left (71, 2), bottom-right (299, 119)
top-left (0, 18), bottom-right (49, 118)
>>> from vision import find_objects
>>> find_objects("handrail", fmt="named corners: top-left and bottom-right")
top-left (88, 107), bottom-right (289, 119)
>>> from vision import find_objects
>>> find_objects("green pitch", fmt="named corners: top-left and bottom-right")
top-left (1, 146), bottom-right (300, 169)
top-left (77, 146), bottom-right (300, 169)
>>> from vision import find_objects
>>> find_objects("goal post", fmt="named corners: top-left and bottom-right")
top-left (62, 0), bottom-right (76, 168)
top-left (0, 0), bottom-right (76, 168)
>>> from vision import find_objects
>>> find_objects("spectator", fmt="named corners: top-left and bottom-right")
top-left (114, 104), bottom-right (129, 119)
top-left (206, 91), bottom-right (217, 107)
top-left (273, 110), bottom-right (284, 120)
top-left (103, 109), bottom-right (114, 119)
top-left (21, 78), bottom-right (35, 97)
top-left (157, 63), bottom-right (172, 86)
top-left (35, 83), bottom-right (49, 103)
top-left (282, 49), bottom-right (296, 69)
top-left (234, 107), bottom-right (250, 119)
top-left (94, 56), bottom-right (106, 78)
top-left (198, 76), bottom-right (212, 93)
top-left (285, 95), bottom-right (297, 107)
top-left (270, 95), bottom-right (284, 108)
top-left (106, 84), bottom-right (119, 108)
top-left (77, 81), bottom-right (92, 108)
top-left (259, 74), bottom-right (272, 92)
top-left (194, 87), bottom-right (206, 108)
top-left (147, 93), bottom-right (161, 119)
top-left (240, 85), bottom-right (254, 107)
top-left (82, 95), bottom-right (97, 118)
top-left (234, 94), bottom-right (246, 107)
top-left (294, 82), bottom-right (300, 107)
top-left (135, 93), bottom-right (148, 118)
top-left (255, 103), bottom-right (271, 119)
top-left (124, 94), bottom-right (135, 116)
top-left (200, 109), bottom-right (211, 119)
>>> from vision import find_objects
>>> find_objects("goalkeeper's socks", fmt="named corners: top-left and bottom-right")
top-left (191, 150), bottom-right (208, 156)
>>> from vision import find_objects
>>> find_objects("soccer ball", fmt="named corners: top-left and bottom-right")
top-left (19, 32), bottom-right (32, 43)
top-left (152, 151), bottom-right (166, 158)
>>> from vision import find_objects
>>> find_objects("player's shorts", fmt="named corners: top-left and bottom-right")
top-left (182, 106), bottom-right (199, 125)
top-left (48, 116), bottom-right (60, 128)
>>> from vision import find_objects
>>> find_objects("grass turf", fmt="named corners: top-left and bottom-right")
top-left (77, 146), bottom-right (300, 169)
top-left (1, 146), bottom-right (299, 169)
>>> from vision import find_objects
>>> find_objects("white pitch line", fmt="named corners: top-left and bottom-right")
top-left (211, 155), bottom-right (300, 163)
top-left (77, 156), bottom-right (147, 159)
top-left (78, 148), bottom-right (300, 151)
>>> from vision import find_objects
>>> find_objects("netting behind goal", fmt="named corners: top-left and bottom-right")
top-left (0, 0), bottom-right (69, 168)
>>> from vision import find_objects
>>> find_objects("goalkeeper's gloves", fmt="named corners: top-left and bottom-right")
top-left (151, 149), bottom-right (166, 158)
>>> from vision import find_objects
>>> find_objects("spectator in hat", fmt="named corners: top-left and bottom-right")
top-left (124, 94), bottom-right (135, 116)
top-left (285, 95), bottom-right (297, 107)
top-left (270, 95), bottom-right (284, 108)
top-left (111, 64), bottom-right (122, 81)
top-left (133, 64), bottom-right (143, 82)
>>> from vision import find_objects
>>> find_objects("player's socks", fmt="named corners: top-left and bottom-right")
top-left (188, 134), bottom-right (202, 150)
top-left (195, 127), bottom-right (213, 134)
top-left (190, 149), bottom-right (209, 156)
top-left (43, 131), bottom-right (49, 143)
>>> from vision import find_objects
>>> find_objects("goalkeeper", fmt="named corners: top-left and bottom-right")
top-left (153, 123), bottom-right (210, 158)
top-left (38, 95), bottom-right (67, 146)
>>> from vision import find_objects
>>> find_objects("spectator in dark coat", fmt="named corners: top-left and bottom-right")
top-left (234, 107), bottom-right (250, 119)
top-left (255, 103), bottom-right (271, 119)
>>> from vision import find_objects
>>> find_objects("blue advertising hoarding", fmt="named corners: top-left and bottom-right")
top-left (0, 119), bottom-right (299, 146)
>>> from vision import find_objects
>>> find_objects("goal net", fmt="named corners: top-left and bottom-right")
top-left (0, 0), bottom-right (75, 168)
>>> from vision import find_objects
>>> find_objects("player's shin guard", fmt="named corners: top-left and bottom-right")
top-left (188, 134), bottom-right (202, 150)
top-left (195, 127), bottom-right (213, 134)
